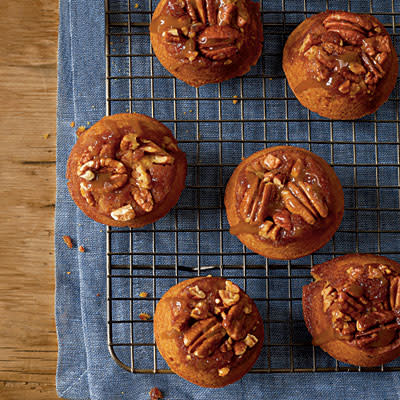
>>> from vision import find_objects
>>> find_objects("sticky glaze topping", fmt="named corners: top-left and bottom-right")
top-left (150, 0), bottom-right (255, 64)
top-left (76, 123), bottom-right (179, 221)
top-left (231, 149), bottom-right (332, 244)
top-left (168, 278), bottom-right (261, 376)
top-left (297, 11), bottom-right (392, 96)
top-left (318, 263), bottom-right (400, 349)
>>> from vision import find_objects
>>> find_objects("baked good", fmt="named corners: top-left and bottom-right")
top-left (154, 276), bottom-right (264, 387)
top-left (149, 0), bottom-right (263, 87)
top-left (283, 11), bottom-right (398, 120)
top-left (225, 146), bottom-right (344, 260)
top-left (66, 113), bottom-right (187, 227)
top-left (303, 254), bottom-right (400, 367)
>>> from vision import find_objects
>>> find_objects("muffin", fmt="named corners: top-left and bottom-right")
top-left (225, 146), bottom-right (344, 260)
top-left (303, 254), bottom-right (400, 366)
top-left (66, 113), bottom-right (187, 227)
top-left (150, 0), bottom-right (263, 87)
top-left (154, 277), bottom-right (264, 387)
top-left (283, 11), bottom-right (398, 120)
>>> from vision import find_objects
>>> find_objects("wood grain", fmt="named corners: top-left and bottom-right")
top-left (0, 1), bottom-right (59, 399)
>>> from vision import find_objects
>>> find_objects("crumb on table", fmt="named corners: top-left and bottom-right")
top-left (139, 312), bottom-right (151, 321)
top-left (42, 133), bottom-right (50, 139)
top-left (149, 387), bottom-right (163, 400)
top-left (232, 95), bottom-right (239, 104)
top-left (79, 245), bottom-right (85, 253)
top-left (139, 292), bottom-right (148, 298)
top-left (70, 121), bottom-right (75, 127)
top-left (62, 235), bottom-right (73, 248)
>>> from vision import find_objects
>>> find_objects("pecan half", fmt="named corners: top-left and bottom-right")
top-left (281, 189), bottom-right (316, 225)
top-left (222, 300), bottom-right (253, 341)
top-left (198, 26), bottom-right (240, 61)
top-left (183, 317), bottom-right (226, 358)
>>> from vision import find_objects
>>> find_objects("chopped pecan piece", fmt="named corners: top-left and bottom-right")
top-left (110, 204), bottom-right (136, 221)
top-left (233, 341), bottom-right (247, 356)
top-left (218, 367), bottom-right (230, 376)
top-left (263, 154), bottom-right (282, 170)
top-left (244, 333), bottom-right (258, 348)
top-left (188, 285), bottom-right (206, 299)
top-left (390, 277), bottom-right (400, 310)
top-left (190, 301), bottom-right (209, 319)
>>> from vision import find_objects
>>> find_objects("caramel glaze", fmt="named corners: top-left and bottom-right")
top-left (232, 149), bottom-right (331, 246)
top-left (167, 278), bottom-right (262, 372)
top-left (150, 0), bottom-right (251, 66)
top-left (77, 122), bottom-right (177, 218)
top-left (290, 11), bottom-right (393, 97)
top-left (313, 260), bottom-right (400, 350)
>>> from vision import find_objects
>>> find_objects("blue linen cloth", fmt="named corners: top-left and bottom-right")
top-left (56, 0), bottom-right (400, 399)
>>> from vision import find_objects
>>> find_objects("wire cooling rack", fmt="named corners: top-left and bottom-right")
top-left (105, 0), bottom-right (400, 373)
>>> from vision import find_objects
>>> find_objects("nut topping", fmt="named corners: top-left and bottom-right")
top-left (171, 278), bottom-right (262, 377)
top-left (76, 131), bottom-right (178, 220)
top-left (316, 262), bottom-right (400, 349)
top-left (233, 149), bottom-right (334, 244)
top-left (299, 11), bottom-right (393, 96)
top-left (153, 0), bottom-right (253, 62)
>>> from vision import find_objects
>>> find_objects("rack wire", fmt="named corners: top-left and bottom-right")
top-left (105, 0), bottom-right (400, 373)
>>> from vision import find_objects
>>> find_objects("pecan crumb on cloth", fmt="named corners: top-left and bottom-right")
top-left (149, 387), bottom-right (163, 400)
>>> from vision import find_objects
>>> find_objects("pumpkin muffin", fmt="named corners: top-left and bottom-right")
top-left (225, 146), bottom-right (344, 260)
top-left (283, 11), bottom-right (398, 119)
top-left (66, 113), bottom-right (187, 227)
top-left (303, 254), bottom-right (400, 366)
top-left (150, 0), bottom-right (263, 87)
top-left (154, 276), bottom-right (264, 387)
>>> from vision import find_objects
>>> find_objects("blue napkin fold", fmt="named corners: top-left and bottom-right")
top-left (56, 0), bottom-right (400, 399)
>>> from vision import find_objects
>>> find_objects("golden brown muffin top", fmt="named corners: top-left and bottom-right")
top-left (309, 256), bottom-right (400, 350)
top-left (150, 0), bottom-right (259, 66)
top-left (231, 147), bottom-right (335, 246)
top-left (167, 277), bottom-right (263, 378)
top-left (72, 116), bottom-right (180, 223)
top-left (290, 11), bottom-right (394, 97)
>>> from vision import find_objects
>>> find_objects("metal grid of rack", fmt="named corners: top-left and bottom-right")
top-left (105, 0), bottom-right (400, 373)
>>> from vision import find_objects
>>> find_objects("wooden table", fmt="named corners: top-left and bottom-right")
top-left (0, 1), bottom-right (59, 398)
